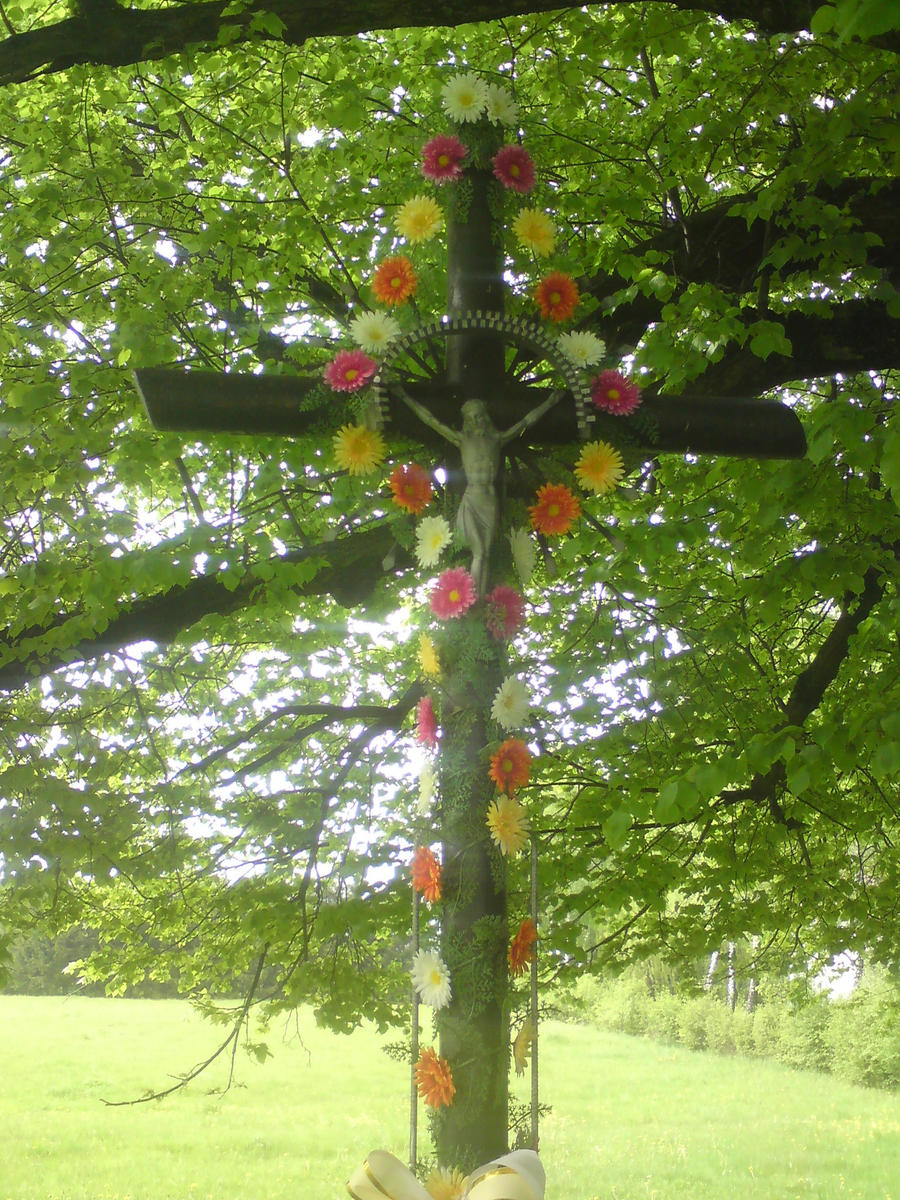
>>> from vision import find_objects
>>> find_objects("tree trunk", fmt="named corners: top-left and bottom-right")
top-left (435, 147), bottom-right (510, 1171)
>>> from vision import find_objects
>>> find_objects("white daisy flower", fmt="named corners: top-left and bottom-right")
top-left (349, 310), bottom-right (401, 354)
top-left (411, 948), bottom-right (452, 1009)
top-left (558, 330), bottom-right (606, 367)
top-left (484, 83), bottom-right (519, 126)
top-left (417, 761), bottom-right (435, 815)
top-left (508, 526), bottom-right (536, 585)
top-left (441, 73), bottom-right (487, 123)
top-left (491, 675), bottom-right (531, 731)
top-left (416, 515), bottom-right (452, 567)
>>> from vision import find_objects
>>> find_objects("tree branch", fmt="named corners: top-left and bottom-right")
top-left (0, 524), bottom-right (409, 694)
top-left (2, 0), bottom-right (893, 91)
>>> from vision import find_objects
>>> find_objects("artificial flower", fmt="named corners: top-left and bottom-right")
top-left (534, 271), bottom-right (579, 323)
top-left (491, 675), bottom-right (531, 731)
top-left (558, 330), bottom-right (606, 367)
top-left (441, 72), bottom-right (487, 123)
top-left (372, 255), bottom-right (417, 306)
top-left (349, 309), bottom-right (401, 354)
top-left (591, 368), bottom-right (642, 416)
top-left (323, 348), bottom-right (377, 393)
top-left (508, 918), bottom-right (538, 976)
top-left (411, 948), bottom-right (452, 1009)
top-left (489, 738), bottom-right (532, 796)
top-left (332, 423), bottom-right (386, 476)
top-left (415, 515), bottom-right (452, 567)
top-left (574, 440), bottom-right (624, 495)
top-left (389, 463), bottom-right (433, 514)
top-left (430, 567), bottom-right (476, 620)
top-left (417, 761), bottom-right (436, 814)
top-left (508, 526), bottom-right (536, 585)
top-left (395, 195), bottom-right (444, 244)
top-left (484, 83), bottom-right (519, 126)
top-left (421, 134), bottom-right (469, 184)
top-left (485, 583), bottom-right (525, 640)
top-left (528, 482), bottom-right (581, 535)
top-left (411, 845), bottom-right (442, 903)
top-left (492, 144), bottom-right (536, 193)
top-left (416, 695), bottom-right (438, 747)
top-left (425, 1166), bottom-right (467, 1200)
top-left (486, 795), bottom-right (530, 854)
top-left (513, 1018), bottom-right (536, 1075)
top-left (511, 208), bottom-right (556, 257)
top-left (415, 1047), bottom-right (456, 1108)
top-left (418, 633), bottom-right (440, 677)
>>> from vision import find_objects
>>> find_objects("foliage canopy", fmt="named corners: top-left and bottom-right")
top-left (1, 0), bottom-right (898, 1052)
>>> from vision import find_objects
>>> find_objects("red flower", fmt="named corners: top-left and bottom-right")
top-left (485, 584), bottom-right (525, 640)
top-left (416, 695), bottom-right (438, 747)
top-left (389, 463), bottom-right (433, 514)
top-left (323, 349), bottom-right (377, 393)
top-left (489, 738), bottom-right (531, 796)
top-left (430, 567), bottom-right (476, 620)
top-left (415, 1046), bottom-right (456, 1108)
top-left (591, 369), bottom-right (642, 416)
top-left (492, 144), bottom-right (536, 193)
top-left (411, 846), bottom-right (442, 903)
top-left (372, 255), bottom-right (417, 306)
top-left (509, 918), bottom-right (538, 976)
top-left (528, 483), bottom-right (581, 536)
top-left (421, 134), bottom-right (469, 184)
top-left (534, 271), bottom-right (579, 323)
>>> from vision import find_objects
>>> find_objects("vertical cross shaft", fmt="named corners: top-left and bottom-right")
top-left (434, 151), bottom-right (511, 1169)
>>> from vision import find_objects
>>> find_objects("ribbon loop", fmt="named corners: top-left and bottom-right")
top-left (346, 1151), bottom-right (432, 1200)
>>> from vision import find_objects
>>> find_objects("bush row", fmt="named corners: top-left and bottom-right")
top-left (566, 973), bottom-right (900, 1090)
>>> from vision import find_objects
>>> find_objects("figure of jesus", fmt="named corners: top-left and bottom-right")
top-left (397, 388), bottom-right (562, 594)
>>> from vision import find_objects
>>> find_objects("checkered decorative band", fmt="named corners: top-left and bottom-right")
top-left (371, 311), bottom-right (593, 438)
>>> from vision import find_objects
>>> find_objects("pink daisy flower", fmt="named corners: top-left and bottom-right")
top-left (430, 567), bottom-right (476, 620)
top-left (421, 134), bottom-right (469, 184)
top-left (486, 585), bottom-right (525, 640)
top-left (491, 145), bottom-right (536, 194)
top-left (416, 695), bottom-right (438, 747)
top-left (324, 349), bottom-right (377, 393)
top-left (591, 369), bottom-right (642, 416)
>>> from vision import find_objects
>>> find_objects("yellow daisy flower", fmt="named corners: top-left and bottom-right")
top-left (513, 1017), bottom-right (536, 1075)
top-left (511, 208), bottom-right (556, 257)
top-left (426, 1166), bottom-right (467, 1200)
top-left (418, 633), bottom-right (441, 677)
top-left (574, 440), bottom-right (624, 494)
top-left (486, 796), bottom-right (529, 856)
top-left (332, 423), bottom-right (385, 476)
top-left (395, 195), bottom-right (444, 244)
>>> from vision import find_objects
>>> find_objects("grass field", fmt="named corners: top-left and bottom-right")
top-left (1, 995), bottom-right (898, 1200)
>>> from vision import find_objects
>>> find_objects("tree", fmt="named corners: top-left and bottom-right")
top-left (1, 0), bottom-right (898, 1182)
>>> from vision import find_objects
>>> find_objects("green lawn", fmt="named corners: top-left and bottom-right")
top-left (1, 995), bottom-right (897, 1200)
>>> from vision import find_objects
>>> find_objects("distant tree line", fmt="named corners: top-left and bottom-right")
top-left (0, 926), bottom-right (270, 999)
top-left (564, 949), bottom-right (900, 1091)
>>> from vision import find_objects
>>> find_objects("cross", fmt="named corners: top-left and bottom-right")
top-left (134, 117), bottom-right (805, 1179)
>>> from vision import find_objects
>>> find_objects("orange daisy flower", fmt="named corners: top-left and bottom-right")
top-left (534, 271), bottom-right (579, 323)
top-left (528, 482), bottom-right (581, 536)
top-left (372, 255), bottom-right (417, 306)
top-left (415, 1046), bottom-right (456, 1108)
top-left (411, 845), bottom-right (442, 903)
top-left (508, 918), bottom-right (538, 976)
top-left (489, 738), bottom-right (531, 796)
top-left (389, 463), bottom-right (433, 514)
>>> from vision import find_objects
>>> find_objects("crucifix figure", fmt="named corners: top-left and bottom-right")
top-left (397, 388), bottom-right (563, 594)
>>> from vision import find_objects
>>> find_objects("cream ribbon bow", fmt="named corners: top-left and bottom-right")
top-left (347, 1149), bottom-right (545, 1200)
